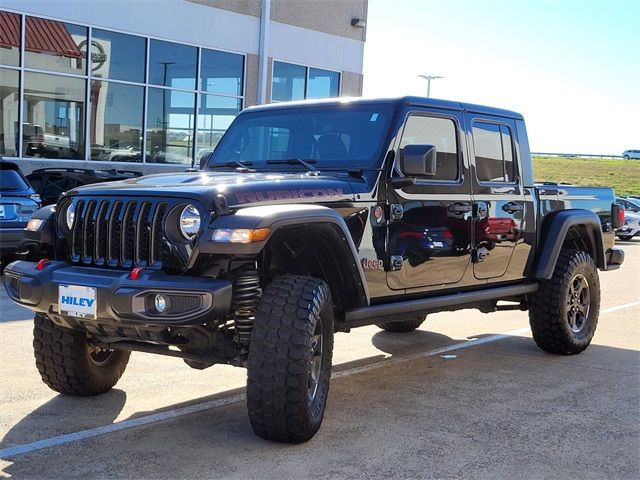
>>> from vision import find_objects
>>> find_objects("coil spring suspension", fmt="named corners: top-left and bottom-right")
top-left (231, 270), bottom-right (261, 344)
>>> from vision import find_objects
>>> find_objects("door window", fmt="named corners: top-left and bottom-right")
top-left (472, 122), bottom-right (516, 183)
top-left (398, 115), bottom-right (458, 181)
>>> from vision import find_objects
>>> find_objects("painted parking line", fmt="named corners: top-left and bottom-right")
top-left (1, 301), bottom-right (638, 459)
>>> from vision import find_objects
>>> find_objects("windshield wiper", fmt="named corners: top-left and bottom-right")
top-left (266, 158), bottom-right (317, 172)
top-left (209, 160), bottom-right (255, 171)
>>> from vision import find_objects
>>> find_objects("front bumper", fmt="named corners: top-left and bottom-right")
top-left (604, 247), bottom-right (625, 271)
top-left (0, 227), bottom-right (31, 255)
top-left (3, 260), bottom-right (232, 326)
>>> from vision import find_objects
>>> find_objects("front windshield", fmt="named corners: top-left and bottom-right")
top-left (208, 104), bottom-right (393, 169)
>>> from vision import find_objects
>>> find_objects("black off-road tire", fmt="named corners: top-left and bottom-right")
top-left (247, 275), bottom-right (334, 443)
top-left (33, 314), bottom-right (130, 396)
top-left (529, 250), bottom-right (600, 355)
top-left (376, 316), bottom-right (425, 332)
top-left (617, 234), bottom-right (634, 241)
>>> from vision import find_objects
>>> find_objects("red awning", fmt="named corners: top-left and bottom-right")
top-left (0, 12), bottom-right (81, 59)
top-left (0, 11), bottom-right (20, 50)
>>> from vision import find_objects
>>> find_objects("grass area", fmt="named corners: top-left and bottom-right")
top-left (532, 156), bottom-right (640, 197)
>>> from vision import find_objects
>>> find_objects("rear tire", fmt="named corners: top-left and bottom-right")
top-left (529, 250), bottom-right (600, 354)
top-left (376, 316), bottom-right (425, 332)
top-left (617, 235), bottom-right (633, 241)
top-left (247, 275), bottom-right (334, 443)
top-left (33, 314), bottom-right (130, 395)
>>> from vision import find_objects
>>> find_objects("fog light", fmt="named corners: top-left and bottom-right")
top-left (154, 294), bottom-right (168, 313)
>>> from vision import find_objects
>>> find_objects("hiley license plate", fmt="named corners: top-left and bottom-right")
top-left (0, 205), bottom-right (5, 218)
top-left (58, 285), bottom-right (97, 319)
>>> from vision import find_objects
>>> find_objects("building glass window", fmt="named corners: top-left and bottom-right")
top-left (24, 72), bottom-right (85, 159)
top-left (0, 12), bottom-right (21, 66)
top-left (0, 68), bottom-right (19, 156)
top-left (272, 61), bottom-right (340, 102)
top-left (200, 48), bottom-right (243, 96)
top-left (196, 94), bottom-right (241, 162)
top-left (91, 29), bottom-right (146, 83)
top-left (272, 61), bottom-right (306, 102)
top-left (1, 11), bottom-right (245, 164)
top-left (148, 39), bottom-right (196, 89)
top-left (25, 17), bottom-right (87, 75)
top-left (399, 115), bottom-right (459, 181)
top-left (89, 81), bottom-right (143, 161)
top-left (473, 122), bottom-right (516, 183)
top-left (307, 68), bottom-right (340, 99)
top-left (146, 87), bottom-right (195, 164)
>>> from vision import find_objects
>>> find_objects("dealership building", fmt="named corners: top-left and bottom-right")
top-left (0, 0), bottom-right (367, 174)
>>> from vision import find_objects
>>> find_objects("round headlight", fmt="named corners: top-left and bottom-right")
top-left (65, 202), bottom-right (76, 230)
top-left (179, 204), bottom-right (201, 239)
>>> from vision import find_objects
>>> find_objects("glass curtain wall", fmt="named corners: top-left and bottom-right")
top-left (272, 61), bottom-right (340, 102)
top-left (0, 10), bottom-right (245, 165)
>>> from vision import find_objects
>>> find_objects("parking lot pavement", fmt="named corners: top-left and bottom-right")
top-left (1, 242), bottom-right (638, 479)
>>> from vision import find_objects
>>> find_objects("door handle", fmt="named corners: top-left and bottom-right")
top-left (448, 203), bottom-right (472, 214)
top-left (502, 202), bottom-right (524, 213)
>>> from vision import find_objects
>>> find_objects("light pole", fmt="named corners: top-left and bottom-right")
top-left (159, 61), bottom-right (175, 152)
top-left (418, 74), bottom-right (443, 98)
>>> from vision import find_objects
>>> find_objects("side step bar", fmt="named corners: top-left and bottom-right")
top-left (341, 283), bottom-right (538, 328)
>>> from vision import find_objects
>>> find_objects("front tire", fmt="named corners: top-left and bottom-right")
top-left (376, 315), bottom-right (426, 332)
top-left (247, 275), bottom-right (334, 443)
top-left (529, 250), bottom-right (600, 354)
top-left (33, 314), bottom-right (130, 395)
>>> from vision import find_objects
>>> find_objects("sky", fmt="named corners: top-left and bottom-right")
top-left (362, 0), bottom-right (640, 155)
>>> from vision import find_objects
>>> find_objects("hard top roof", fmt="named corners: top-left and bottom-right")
top-left (243, 96), bottom-right (524, 120)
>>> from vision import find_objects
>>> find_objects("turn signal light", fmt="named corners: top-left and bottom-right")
top-left (212, 228), bottom-right (271, 243)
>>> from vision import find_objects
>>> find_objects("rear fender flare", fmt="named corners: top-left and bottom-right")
top-left (533, 209), bottom-right (606, 280)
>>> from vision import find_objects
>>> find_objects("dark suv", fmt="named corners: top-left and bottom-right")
top-left (3, 97), bottom-right (625, 443)
top-left (0, 161), bottom-right (40, 261)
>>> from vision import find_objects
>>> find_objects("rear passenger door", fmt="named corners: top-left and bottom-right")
top-left (467, 116), bottom-right (526, 280)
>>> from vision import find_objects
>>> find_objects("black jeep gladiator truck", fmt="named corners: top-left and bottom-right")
top-left (4, 97), bottom-right (625, 443)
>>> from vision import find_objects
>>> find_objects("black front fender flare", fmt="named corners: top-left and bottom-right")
top-left (201, 204), bottom-right (369, 305)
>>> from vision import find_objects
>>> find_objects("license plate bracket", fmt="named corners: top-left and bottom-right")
top-left (58, 284), bottom-right (97, 319)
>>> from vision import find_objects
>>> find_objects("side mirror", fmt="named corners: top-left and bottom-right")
top-left (199, 149), bottom-right (214, 170)
top-left (400, 144), bottom-right (437, 177)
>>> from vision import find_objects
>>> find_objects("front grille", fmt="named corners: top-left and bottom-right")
top-left (69, 198), bottom-right (170, 269)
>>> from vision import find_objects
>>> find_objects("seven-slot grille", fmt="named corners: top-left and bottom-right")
top-left (69, 198), bottom-right (169, 268)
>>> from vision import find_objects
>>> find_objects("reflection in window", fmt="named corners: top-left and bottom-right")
top-left (473, 122), bottom-right (516, 183)
top-left (89, 81), bottom-right (143, 162)
top-left (307, 68), bottom-right (340, 99)
top-left (0, 68), bottom-right (19, 156)
top-left (201, 49), bottom-right (243, 96)
top-left (91, 30), bottom-right (145, 83)
top-left (24, 72), bottom-right (85, 159)
top-left (146, 87), bottom-right (195, 164)
top-left (272, 62), bottom-right (305, 101)
top-left (399, 116), bottom-right (458, 181)
top-left (272, 62), bottom-right (340, 102)
top-left (148, 39), bottom-right (196, 89)
top-left (0, 12), bottom-right (21, 66)
top-left (25, 17), bottom-right (86, 75)
top-left (196, 94), bottom-right (241, 161)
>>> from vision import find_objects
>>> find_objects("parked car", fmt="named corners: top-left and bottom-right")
top-left (26, 167), bottom-right (142, 206)
top-left (3, 96), bottom-right (625, 443)
top-left (622, 149), bottom-right (640, 160)
top-left (616, 212), bottom-right (640, 241)
top-left (615, 196), bottom-right (640, 213)
top-left (0, 161), bottom-right (41, 262)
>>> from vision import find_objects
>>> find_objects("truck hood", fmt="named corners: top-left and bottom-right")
top-left (70, 171), bottom-right (370, 208)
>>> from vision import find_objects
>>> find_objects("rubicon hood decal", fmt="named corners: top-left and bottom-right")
top-left (235, 187), bottom-right (346, 204)
top-left (69, 171), bottom-right (364, 207)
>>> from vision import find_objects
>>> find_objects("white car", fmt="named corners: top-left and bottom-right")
top-left (622, 149), bottom-right (640, 160)
top-left (617, 211), bottom-right (640, 241)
